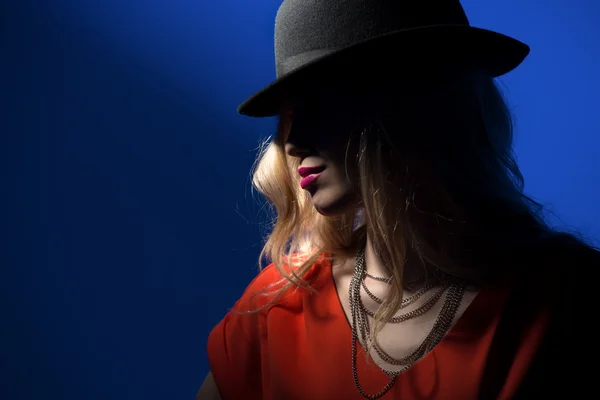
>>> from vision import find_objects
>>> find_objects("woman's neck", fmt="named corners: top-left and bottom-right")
top-left (363, 234), bottom-right (436, 287)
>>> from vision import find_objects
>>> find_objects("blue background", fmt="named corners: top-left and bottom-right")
top-left (2, 1), bottom-right (599, 399)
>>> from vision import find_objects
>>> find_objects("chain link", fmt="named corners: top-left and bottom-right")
top-left (349, 242), bottom-right (465, 399)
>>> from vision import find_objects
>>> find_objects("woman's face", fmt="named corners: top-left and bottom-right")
top-left (284, 89), bottom-right (364, 216)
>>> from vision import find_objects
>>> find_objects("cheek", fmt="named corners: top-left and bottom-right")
top-left (328, 133), bottom-right (360, 173)
top-left (317, 120), bottom-right (361, 156)
top-left (323, 150), bottom-right (360, 192)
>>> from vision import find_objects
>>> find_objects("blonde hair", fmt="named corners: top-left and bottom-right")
top-left (239, 70), bottom-right (554, 355)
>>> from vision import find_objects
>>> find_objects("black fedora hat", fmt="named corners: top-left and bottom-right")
top-left (237, 0), bottom-right (530, 118)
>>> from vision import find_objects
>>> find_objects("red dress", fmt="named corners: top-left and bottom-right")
top-left (206, 254), bottom-right (564, 399)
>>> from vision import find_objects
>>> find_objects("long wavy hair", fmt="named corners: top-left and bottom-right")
top-left (238, 68), bottom-right (594, 349)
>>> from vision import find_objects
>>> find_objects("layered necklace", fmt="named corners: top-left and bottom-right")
top-left (349, 242), bottom-right (466, 399)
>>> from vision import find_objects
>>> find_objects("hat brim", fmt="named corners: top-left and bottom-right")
top-left (238, 24), bottom-right (530, 117)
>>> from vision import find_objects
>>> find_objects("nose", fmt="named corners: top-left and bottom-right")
top-left (284, 139), bottom-right (311, 159)
top-left (284, 115), bottom-right (315, 159)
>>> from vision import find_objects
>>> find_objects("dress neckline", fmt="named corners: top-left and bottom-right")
top-left (320, 254), bottom-right (509, 377)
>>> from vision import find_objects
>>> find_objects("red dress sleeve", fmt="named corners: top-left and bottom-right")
top-left (206, 264), bottom-right (283, 400)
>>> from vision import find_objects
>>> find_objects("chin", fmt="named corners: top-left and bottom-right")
top-left (313, 204), bottom-right (341, 217)
top-left (311, 188), bottom-right (358, 217)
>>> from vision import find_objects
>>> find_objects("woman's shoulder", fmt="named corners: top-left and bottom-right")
top-left (231, 252), bottom-right (332, 313)
top-left (509, 233), bottom-right (599, 282)
top-left (508, 235), bottom-right (599, 398)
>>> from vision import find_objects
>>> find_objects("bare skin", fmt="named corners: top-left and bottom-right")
top-left (199, 89), bottom-right (478, 394)
top-left (331, 246), bottom-right (479, 374)
top-left (286, 90), bottom-right (480, 372)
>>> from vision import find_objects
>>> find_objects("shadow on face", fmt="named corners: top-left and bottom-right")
top-left (283, 88), bottom-right (367, 216)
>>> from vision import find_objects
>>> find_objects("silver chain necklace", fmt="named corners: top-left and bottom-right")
top-left (349, 242), bottom-right (466, 399)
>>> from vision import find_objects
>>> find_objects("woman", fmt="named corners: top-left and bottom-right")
top-left (198, 1), bottom-right (598, 399)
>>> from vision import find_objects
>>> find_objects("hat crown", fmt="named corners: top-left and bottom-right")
top-left (274, 0), bottom-right (470, 76)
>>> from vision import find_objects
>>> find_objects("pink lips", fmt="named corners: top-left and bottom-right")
top-left (298, 166), bottom-right (325, 189)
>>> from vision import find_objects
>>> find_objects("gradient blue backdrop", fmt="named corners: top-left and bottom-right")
top-left (2, 1), bottom-right (599, 399)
